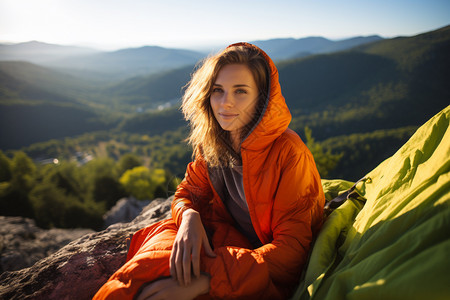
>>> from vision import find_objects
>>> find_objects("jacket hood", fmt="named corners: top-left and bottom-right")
top-left (226, 42), bottom-right (292, 151)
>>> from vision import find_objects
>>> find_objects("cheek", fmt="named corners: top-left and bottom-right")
top-left (209, 97), bottom-right (217, 111)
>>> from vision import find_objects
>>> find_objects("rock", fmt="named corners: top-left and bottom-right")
top-left (0, 216), bottom-right (94, 273)
top-left (103, 196), bottom-right (151, 228)
top-left (0, 197), bottom-right (173, 300)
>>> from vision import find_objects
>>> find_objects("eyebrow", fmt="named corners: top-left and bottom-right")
top-left (213, 83), bottom-right (252, 88)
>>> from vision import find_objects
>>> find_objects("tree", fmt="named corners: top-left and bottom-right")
top-left (29, 183), bottom-right (103, 229)
top-left (29, 183), bottom-right (68, 228)
top-left (117, 153), bottom-right (142, 176)
top-left (10, 151), bottom-right (36, 188)
top-left (1, 151), bottom-right (37, 217)
top-left (0, 151), bottom-right (12, 182)
top-left (119, 166), bottom-right (166, 200)
top-left (44, 162), bottom-right (84, 201)
top-left (93, 175), bottom-right (126, 209)
top-left (304, 127), bottom-right (343, 178)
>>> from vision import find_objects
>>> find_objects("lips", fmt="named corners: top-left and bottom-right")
top-left (219, 112), bottom-right (239, 120)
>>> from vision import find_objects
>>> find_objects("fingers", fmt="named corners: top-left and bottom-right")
top-left (175, 247), bottom-right (184, 286)
top-left (170, 239), bottom-right (185, 286)
top-left (170, 233), bottom-right (192, 286)
top-left (191, 242), bottom-right (200, 279)
top-left (183, 243), bottom-right (192, 286)
top-left (169, 243), bottom-right (178, 281)
top-left (203, 234), bottom-right (217, 258)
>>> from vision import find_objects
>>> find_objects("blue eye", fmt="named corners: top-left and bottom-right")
top-left (212, 87), bottom-right (223, 93)
top-left (236, 89), bottom-right (247, 94)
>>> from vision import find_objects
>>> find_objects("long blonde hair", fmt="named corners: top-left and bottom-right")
top-left (181, 44), bottom-right (269, 167)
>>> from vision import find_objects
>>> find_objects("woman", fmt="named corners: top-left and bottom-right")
top-left (94, 42), bottom-right (325, 300)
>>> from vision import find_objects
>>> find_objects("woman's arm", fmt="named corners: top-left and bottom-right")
top-left (171, 156), bottom-right (213, 227)
top-left (170, 156), bottom-right (216, 288)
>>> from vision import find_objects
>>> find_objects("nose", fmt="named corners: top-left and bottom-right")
top-left (222, 91), bottom-right (234, 107)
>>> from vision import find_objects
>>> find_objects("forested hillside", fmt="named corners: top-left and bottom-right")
top-left (282, 25), bottom-right (450, 138)
top-left (281, 25), bottom-right (450, 178)
top-left (106, 65), bottom-right (194, 111)
top-left (0, 61), bottom-right (117, 149)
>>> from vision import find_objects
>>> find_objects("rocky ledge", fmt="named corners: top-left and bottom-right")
top-left (0, 197), bottom-right (172, 300)
top-left (0, 216), bottom-right (94, 274)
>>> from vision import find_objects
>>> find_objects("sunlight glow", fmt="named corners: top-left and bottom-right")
top-left (1, 0), bottom-right (449, 50)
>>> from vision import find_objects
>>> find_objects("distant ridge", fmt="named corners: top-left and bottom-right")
top-left (0, 41), bottom-right (99, 63)
top-left (50, 45), bottom-right (204, 78)
top-left (0, 42), bottom-right (204, 79)
top-left (0, 60), bottom-right (97, 100)
top-left (251, 35), bottom-right (383, 60)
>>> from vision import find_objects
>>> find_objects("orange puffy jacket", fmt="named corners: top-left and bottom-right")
top-left (94, 43), bottom-right (324, 300)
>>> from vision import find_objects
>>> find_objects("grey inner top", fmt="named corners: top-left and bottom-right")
top-left (210, 165), bottom-right (262, 248)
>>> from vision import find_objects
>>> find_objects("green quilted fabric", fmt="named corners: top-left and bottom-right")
top-left (293, 105), bottom-right (450, 300)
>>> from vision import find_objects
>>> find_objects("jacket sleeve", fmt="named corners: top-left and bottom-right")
top-left (203, 149), bottom-right (325, 299)
top-left (171, 155), bottom-right (214, 227)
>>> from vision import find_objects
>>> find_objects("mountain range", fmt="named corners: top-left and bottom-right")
top-left (0, 42), bottom-right (204, 80)
top-left (0, 34), bottom-right (388, 111)
top-left (0, 41), bottom-right (99, 63)
top-left (0, 35), bottom-right (383, 79)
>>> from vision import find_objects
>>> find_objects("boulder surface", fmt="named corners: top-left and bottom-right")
top-left (0, 197), bottom-right (172, 300)
top-left (0, 216), bottom-right (94, 273)
top-left (103, 196), bottom-right (151, 229)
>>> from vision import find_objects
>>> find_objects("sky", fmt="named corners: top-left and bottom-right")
top-left (1, 0), bottom-right (449, 51)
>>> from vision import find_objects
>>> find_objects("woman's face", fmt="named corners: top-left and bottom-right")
top-left (210, 64), bottom-right (259, 137)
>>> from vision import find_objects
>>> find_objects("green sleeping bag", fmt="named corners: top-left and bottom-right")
top-left (293, 105), bottom-right (450, 300)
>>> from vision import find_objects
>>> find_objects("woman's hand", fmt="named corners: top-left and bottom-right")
top-left (170, 208), bottom-right (216, 286)
top-left (136, 275), bottom-right (210, 300)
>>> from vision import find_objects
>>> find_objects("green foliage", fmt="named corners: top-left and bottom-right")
top-left (83, 157), bottom-right (117, 179)
top-left (77, 158), bottom-right (126, 209)
top-left (42, 162), bottom-right (85, 201)
top-left (20, 127), bottom-right (192, 178)
top-left (0, 151), bottom-right (36, 217)
top-left (0, 184), bottom-right (34, 218)
top-left (92, 175), bottom-right (125, 209)
top-left (304, 127), bottom-right (343, 178)
top-left (29, 183), bottom-right (103, 229)
top-left (10, 151), bottom-right (36, 191)
top-left (0, 150), bottom-right (12, 182)
top-left (11, 151), bottom-right (36, 175)
top-left (0, 151), bottom-right (145, 229)
top-left (117, 153), bottom-right (142, 176)
top-left (322, 126), bottom-right (417, 180)
top-left (118, 107), bottom-right (186, 135)
top-left (119, 166), bottom-right (167, 200)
